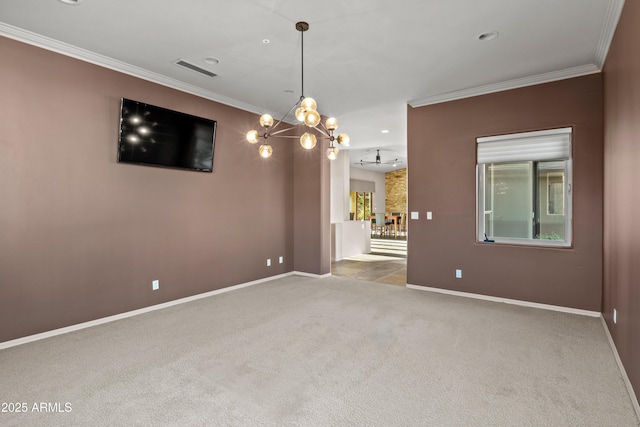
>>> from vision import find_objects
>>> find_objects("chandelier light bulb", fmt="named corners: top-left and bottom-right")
top-left (295, 107), bottom-right (306, 122)
top-left (259, 144), bottom-right (273, 158)
top-left (325, 117), bottom-right (338, 131)
top-left (326, 146), bottom-right (339, 160)
top-left (246, 130), bottom-right (260, 144)
top-left (304, 110), bottom-right (321, 127)
top-left (301, 97), bottom-right (317, 111)
top-left (337, 133), bottom-right (350, 146)
top-left (259, 114), bottom-right (274, 128)
top-left (300, 132), bottom-right (317, 150)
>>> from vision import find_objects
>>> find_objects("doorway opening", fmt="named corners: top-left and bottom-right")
top-left (332, 167), bottom-right (408, 285)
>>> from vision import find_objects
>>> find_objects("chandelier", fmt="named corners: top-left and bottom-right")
top-left (246, 21), bottom-right (349, 160)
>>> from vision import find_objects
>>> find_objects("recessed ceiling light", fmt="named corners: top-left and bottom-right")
top-left (58, 0), bottom-right (83, 4)
top-left (262, 39), bottom-right (270, 44)
top-left (381, 129), bottom-right (390, 134)
top-left (478, 31), bottom-right (499, 41)
top-left (284, 89), bottom-right (295, 94)
top-left (203, 57), bottom-right (219, 65)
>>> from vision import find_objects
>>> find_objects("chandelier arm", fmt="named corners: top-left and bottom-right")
top-left (270, 125), bottom-right (299, 136)
top-left (268, 133), bottom-right (331, 141)
top-left (267, 135), bottom-right (305, 139)
top-left (269, 100), bottom-right (302, 133)
top-left (312, 125), bottom-right (330, 138)
top-left (318, 122), bottom-right (332, 137)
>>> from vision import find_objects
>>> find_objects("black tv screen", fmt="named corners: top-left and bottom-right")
top-left (118, 98), bottom-right (216, 172)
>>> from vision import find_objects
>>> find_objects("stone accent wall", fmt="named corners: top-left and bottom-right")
top-left (385, 168), bottom-right (407, 213)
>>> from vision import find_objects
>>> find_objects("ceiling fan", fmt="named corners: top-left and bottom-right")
top-left (355, 149), bottom-right (401, 167)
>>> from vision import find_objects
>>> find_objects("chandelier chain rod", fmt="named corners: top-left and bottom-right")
top-left (301, 27), bottom-right (304, 98)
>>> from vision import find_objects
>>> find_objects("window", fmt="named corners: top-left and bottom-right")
top-left (350, 192), bottom-right (372, 221)
top-left (477, 128), bottom-right (572, 247)
top-left (349, 179), bottom-right (375, 221)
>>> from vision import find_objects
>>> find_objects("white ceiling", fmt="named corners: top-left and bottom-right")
top-left (0, 0), bottom-right (624, 172)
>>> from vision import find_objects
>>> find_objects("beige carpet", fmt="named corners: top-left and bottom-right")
top-left (0, 275), bottom-right (638, 426)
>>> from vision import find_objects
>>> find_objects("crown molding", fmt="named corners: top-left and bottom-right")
top-left (595, 0), bottom-right (625, 68)
top-left (408, 64), bottom-right (600, 108)
top-left (409, 0), bottom-right (624, 109)
top-left (2, 2), bottom-right (623, 114)
top-left (0, 22), bottom-right (263, 116)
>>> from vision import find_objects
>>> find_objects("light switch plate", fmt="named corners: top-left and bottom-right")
top-left (427, 211), bottom-right (433, 220)
top-left (411, 211), bottom-right (419, 220)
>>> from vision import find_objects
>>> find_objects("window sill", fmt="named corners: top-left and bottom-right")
top-left (477, 237), bottom-right (572, 249)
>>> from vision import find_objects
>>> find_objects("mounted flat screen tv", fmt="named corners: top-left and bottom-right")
top-left (118, 98), bottom-right (216, 172)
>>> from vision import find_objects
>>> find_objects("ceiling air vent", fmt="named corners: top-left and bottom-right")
top-left (174, 59), bottom-right (217, 78)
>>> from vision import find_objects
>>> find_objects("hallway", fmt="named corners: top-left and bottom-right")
top-left (331, 237), bottom-right (407, 286)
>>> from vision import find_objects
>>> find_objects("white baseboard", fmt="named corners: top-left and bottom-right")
top-left (293, 271), bottom-right (332, 279)
top-left (406, 283), bottom-right (601, 317)
top-left (0, 272), bottom-right (296, 350)
top-left (600, 316), bottom-right (640, 421)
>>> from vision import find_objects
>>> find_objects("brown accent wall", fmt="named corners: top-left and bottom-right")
top-left (407, 74), bottom-right (603, 311)
top-left (0, 36), bottom-right (301, 342)
top-left (603, 0), bottom-right (640, 402)
top-left (385, 168), bottom-right (407, 213)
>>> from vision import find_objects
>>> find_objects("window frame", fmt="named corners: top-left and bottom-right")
top-left (546, 172), bottom-right (565, 216)
top-left (476, 128), bottom-right (573, 248)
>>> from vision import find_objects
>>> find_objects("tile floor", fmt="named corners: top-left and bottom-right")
top-left (331, 238), bottom-right (407, 286)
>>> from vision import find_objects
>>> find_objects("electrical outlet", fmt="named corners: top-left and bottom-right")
top-left (279, 256), bottom-right (284, 264)
top-left (455, 269), bottom-right (462, 279)
top-left (267, 259), bottom-right (271, 267)
top-left (427, 211), bottom-right (433, 220)
top-left (152, 280), bottom-right (159, 290)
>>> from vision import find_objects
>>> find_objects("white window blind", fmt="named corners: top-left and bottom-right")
top-left (477, 127), bottom-right (571, 164)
